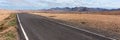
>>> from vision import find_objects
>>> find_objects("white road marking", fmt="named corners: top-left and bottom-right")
top-left (17, 14), bottom-right (29, 40)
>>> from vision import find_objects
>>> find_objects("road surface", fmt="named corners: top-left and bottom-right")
top-left (17, 13), bottom-right (114, 40)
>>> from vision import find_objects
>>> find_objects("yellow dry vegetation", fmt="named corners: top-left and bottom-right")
top-left (0, 10), bottom-right (18, 40)
top-left (0, 10), bottom-right (17, 21)
top-left (0, 14), bottom-right (10, 22)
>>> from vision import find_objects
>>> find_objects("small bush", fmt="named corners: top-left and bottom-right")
top-left (49, 16), bottom-right (56, 17)
top-left (5, 31), bottom-right (16, 40)
top-left (80, 21), bottom-right (87, 24)
top-left (8, 19), bottom-right (16, 26)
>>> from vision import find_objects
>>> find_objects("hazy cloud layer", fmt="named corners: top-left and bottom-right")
top-left (0, 0), bottom-right (120, 10)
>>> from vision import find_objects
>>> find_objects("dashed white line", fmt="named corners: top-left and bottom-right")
top-left (17, 14), bottom-right (29, 40)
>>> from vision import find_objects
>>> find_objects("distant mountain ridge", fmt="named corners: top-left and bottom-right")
top-left (47, 7), bottom-right (120, 12)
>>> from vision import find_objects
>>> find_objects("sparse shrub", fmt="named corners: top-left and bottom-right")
top-left (0, 27), bottom-right (7, 31)
top-left (5, 31), bottom-right (16, 40)
top-left (0, 26), bottom-right (4, 29)
top-left (4, 17), bottom-right (11, 20)
top-left (49, 16), bottom-right (56, 17)
top-left (80, 21), bottom-right (86, 24)
top-left (8, 19), bottom-right (16, 26)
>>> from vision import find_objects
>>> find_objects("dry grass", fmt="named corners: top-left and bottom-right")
top-left (0, 10), bottom-right (17, 21)
top-left (0, 13), bottom-right (10, 21)
top-left (0, 10), bottom-right (18, 40)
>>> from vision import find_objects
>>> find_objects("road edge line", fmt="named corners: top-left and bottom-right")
top-left (17, 14), bottom-right (29, 40)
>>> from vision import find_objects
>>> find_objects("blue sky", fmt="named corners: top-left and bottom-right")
top-left (0, 0), bottom-right (120, 10)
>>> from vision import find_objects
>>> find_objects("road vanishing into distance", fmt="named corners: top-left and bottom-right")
top-left (17, 13), bottom-right (115, 40)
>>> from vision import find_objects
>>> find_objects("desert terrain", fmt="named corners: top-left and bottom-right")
top-left (33, 11), bottom-right (120, 39)
top-left (1, 9), bottom-right (120, 40)
top-left (0, 10), bottom-right (18, 40)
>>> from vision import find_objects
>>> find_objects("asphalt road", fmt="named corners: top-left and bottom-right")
top-left (17, 13), bottom-right (113, 40)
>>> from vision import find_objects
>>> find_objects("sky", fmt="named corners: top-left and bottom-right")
top-left (0, 0), bottom-right (120, 10)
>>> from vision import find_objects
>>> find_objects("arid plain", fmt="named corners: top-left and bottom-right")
top-left (33, 11), bottom-right (120, 39)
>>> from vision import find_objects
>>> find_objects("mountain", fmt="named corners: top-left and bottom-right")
top-left (48, 7), bottom-right (110, 12)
